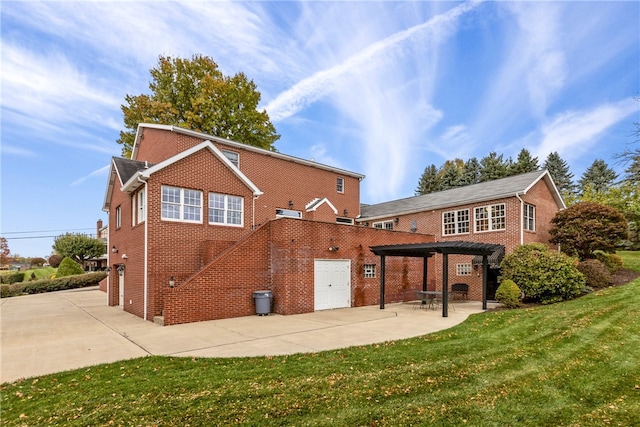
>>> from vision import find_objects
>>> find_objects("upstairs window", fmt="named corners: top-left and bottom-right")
top-left (474, 204), bottom-right (505, 232)
top-left (524, 204), bottom-right (535, 231)
top-left (161, 186), bottom-right (202, 223)
top-left (221, 149), bottom-right (239, 168)
top-left (115, 206), bottom-right (122, 229)
top-left (443, 209), bottom-right (469, 235)
top-left (337, 177), bottom-right (344, 193)
top-left (373, 220), bottom-right (394, 230)
top-left (209, 193), bottom-right (243, 226)
top-left (137, 189), bottom-right (146, 224)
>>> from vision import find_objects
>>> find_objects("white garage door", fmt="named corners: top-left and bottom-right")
top-left (314, 259), bottom-right (351, 311)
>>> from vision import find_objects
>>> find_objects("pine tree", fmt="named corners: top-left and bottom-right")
top-left (509, 149), bottom-right (539, 176)
top-left (439, 159), bottom-right (464, 190)
top-left (543, 151), bottom-right (575, 195)
top-left (578, 159), bottom-right (618, 194)
top-left (415, 164), bottom-right (441, 195)
top-left (479, 152), bottom-right (509, 182)
top-left (459, 157), bottom-right (481, 186)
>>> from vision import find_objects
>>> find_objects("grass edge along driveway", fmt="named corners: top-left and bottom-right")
top-left (2, 252), bottom-right (640, 426)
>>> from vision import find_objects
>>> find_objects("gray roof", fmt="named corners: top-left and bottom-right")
top-left (112, 157), bottom-right (150, 184)
top-left (360, 170), bottom-right (563, 220)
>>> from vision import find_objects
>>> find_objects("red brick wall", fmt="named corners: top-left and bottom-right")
top-left (162, 219), bottom-right (434, 325)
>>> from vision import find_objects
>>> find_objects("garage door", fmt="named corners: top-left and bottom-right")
top-left (314, 259), bottom-right (351, 311)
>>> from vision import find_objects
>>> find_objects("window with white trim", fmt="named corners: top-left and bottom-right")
top-left (474, 204), bottom-right (505, 232)
top-left (209, 193), bottom-right (244, 226)
top-left (221, 149), bottom-right (239, 167)
top-left (364, 264), bottom-right (376, 278)
top-left (276, 208), bottom-right (302, 219)
top-left (456, 263), bottom-right (472, 276)
top-left (337, 177), bottom-right (344, 193)
top-left (137, 189), bottom-right (146, 224)
top-left (336, 217), bottom-right (354, 225)
top-left (524, 203), bottom-right (535, 231)
top-left (373, 220), bottom-right (394, 230)
top-left (161, 186), bottom-right (202, 223)
top-left (115, 206), bottom-right (122, 229)
top-left (443, 209), bottom-right (469, 235)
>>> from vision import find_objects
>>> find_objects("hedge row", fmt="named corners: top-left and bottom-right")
top-left (0, 272), bottom-right (107, 298)
top-left (0, 272), bottom-right (26, 285)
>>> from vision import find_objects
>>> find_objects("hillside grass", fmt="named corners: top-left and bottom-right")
top-left (0, 266), bottom-right (56, 280)
top-left (1, 252), bottom-right (639, 426)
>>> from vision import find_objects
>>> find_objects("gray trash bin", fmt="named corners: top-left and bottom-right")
top-left (253, 290), bottom-right (272, 316)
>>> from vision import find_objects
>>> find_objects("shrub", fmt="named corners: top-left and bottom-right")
top-left (48, 254), bottom-right (63, 268)
top-left (495, 279), bottom-right (521, 308)
top-left (0, 272), bottom-right (25, 284)
top-left (595, 252), bottom-right (624, 274)
top-left (577, 259), bottom-right (611, 288)
top-left (0, 271), bottom-right (107, 297)
top-left (500, 243), bottom-right (585, 304)
top-left (56, 257), bottom-right (84, 277)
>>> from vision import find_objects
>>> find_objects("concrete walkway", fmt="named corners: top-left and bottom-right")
top-left (1, 287), bottom-right (494, 383)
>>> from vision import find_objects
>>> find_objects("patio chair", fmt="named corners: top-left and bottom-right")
top-left (414, 291), bottom-right (437, 310)
top-left (450, 283), bottom-right (469, 300)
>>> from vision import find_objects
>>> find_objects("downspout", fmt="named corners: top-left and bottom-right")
top-left (515, 193), bottom-right (524, 245)
top-left (138, 177), bottom-right (149, 321)
top-left (253, 194), bottom-right (260, 229)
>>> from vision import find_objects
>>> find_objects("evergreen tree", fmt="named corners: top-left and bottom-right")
top-left (578, 159), bottom-right (618, 194)
top-left (479, 152), bottom-right (509, 182)
top-left (623, 153), bottom-right (640, 184)
top-left (459, 157), bottom-right (481, 186)
top-left (509, 148), bottom-right (539, 175)
top-left (543, 151), bottom-right (575, 195)
top-left (439, 159), bottom-right (464, 190)
top-left (415, 164), bottom-right (441, 195)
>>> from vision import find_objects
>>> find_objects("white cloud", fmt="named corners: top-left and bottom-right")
top-left (264, 1), bottom-right (482, 123)
top-left (533, 98), bottom-right (640, 162)
top-left (70, 164), bottom-right (111, 187)
top-left (1, 145), bottom-right (36, 158)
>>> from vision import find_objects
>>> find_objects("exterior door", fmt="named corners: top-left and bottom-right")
top-left (314, 260), bottom-right (351, 310)
top-left (118, 267), bottom-right (125, 308)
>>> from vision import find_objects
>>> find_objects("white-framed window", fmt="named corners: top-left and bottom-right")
top-left (209, 193), bottom-right (244, 226)
top-left (161, 186), bottom-right (202, 223)
top-left (337, 177), bottom-right (344, 193)
top-left (336, 217), bottom-right (354, 225)
top-left (524, 203), bottom-right (535, 231)
top-left (115, 206), bottom-right (122, 229)
top-left (364, 264), bottom-right (376, 278)
top-left (221, 149), bottom-right (239, 168)
top-left (276, 208), bottom-right (302, 219)
top-left (456, 263), bottom-right (472, 276)
top-left (443, 209), bottom-right (469, 235)
top-left (137, 189), bottom-right (146, 224)
top-left (474, 204), bottom-right (505, 232)
top-left (373, 220), bottom-right (394, 230)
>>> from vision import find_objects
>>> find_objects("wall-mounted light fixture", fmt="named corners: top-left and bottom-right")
top-left (288, 200), bottom-right (294, 208)
top-left (106, 267), bottom-right (111, 274)
top-left (112, 245), bottom-right (118, 253)
top-left (116, 264), bottom-right (125, 272)
top-left (343, 209), bottom-right (348, 216)
top-left (121, 254), bottom-right (128, 260)
top-left (169, 276), bottom-right (175, 288)
top-left (394, 217), bottom-right (399, 224)
top-left (328, 246), bottom-right (339, 252)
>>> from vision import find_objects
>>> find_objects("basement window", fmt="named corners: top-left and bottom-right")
top-left (276, 208), bottom-right (302, 219)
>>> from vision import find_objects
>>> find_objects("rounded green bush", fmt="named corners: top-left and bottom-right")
top-left (495, 279), bottom-right (521, 308)
top-left (56, 257), bottom-right (84, 277)
top-left (577, 259), bottom-right (611, 288)
top-left (500, 243), bottom-right (585, 304)
top-left (595, 252), bottom-right (624, 274)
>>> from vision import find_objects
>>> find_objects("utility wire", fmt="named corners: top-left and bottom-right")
top-left (2, 228), bottom-right (95, 235)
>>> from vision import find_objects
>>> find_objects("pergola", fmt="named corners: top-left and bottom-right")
top-left (369, 241), bottom-right (504, 317)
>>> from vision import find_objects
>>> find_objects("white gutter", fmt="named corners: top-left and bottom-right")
top-left (138, 177), bottom-right (149, 321)
top-left (515, 193), bottom-right (524, 245)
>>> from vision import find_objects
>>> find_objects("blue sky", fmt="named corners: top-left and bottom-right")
top-left (1, 1), bottom-right (639, 258)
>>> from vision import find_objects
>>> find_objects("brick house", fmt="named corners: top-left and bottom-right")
top-left (103, 124), bottom-right (433, 325)
top-left (357, 170), bottom-right (566, 300)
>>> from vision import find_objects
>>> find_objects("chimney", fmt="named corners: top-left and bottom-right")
top-left (97, 219), bottom-right (103, 239)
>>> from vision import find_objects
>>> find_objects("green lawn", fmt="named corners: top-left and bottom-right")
top-left (2, 253), bottom-right (639, 426)
top-left (0, 266), bottom-right (56, 281)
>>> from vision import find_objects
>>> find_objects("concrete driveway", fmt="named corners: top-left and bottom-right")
top-left (1, 287), bottom-right (493, 383)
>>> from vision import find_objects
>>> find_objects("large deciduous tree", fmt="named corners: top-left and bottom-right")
top-left (118, 55), bottom-right (280, 158)
top-left (0, 237), bottom-right (10, 265)
top-left (549, 201), bottom-right (628, 260)
top-left (53, 233), bottom-right (106, 265)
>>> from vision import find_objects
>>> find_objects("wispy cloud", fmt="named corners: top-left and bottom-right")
top-left (1, 145), bottom-right (36, 158)
top-left (533, 98), bottom-right (640, 162)
top-left (70, 164), bottom-right (111, 187)
top-left (264, 1), bottom-right (482, 123)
